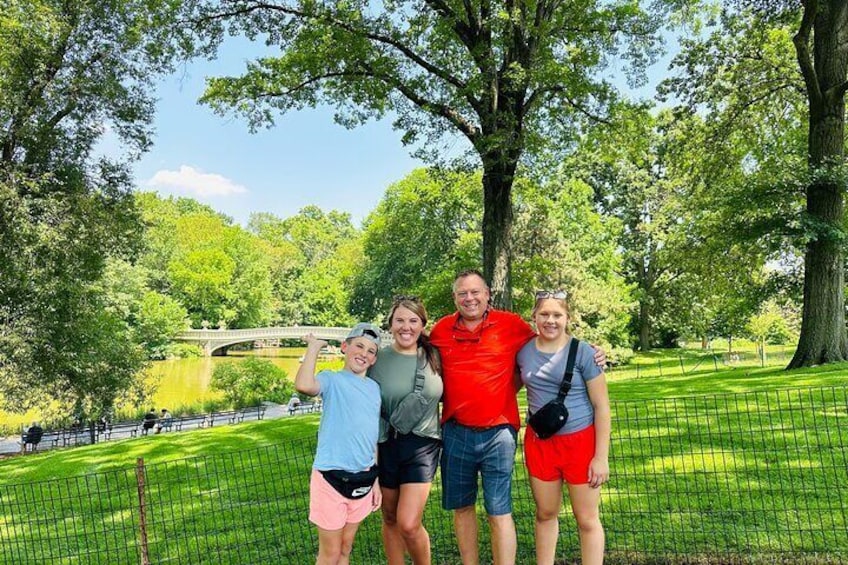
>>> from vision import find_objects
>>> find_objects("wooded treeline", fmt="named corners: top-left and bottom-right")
top-left (1, 0), bottom-right (842, 416)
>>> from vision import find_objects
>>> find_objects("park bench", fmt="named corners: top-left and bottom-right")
top-left (207, 410), bottom-right (240, 426)
top-left (40, 431), bottom-right (63, 450)
top-left (102, 421), bottom-right (141, 441)
top-left (61, 428), bottom-right (95, 447)
top-left (289, 402), bottom-right (318, 415)
top-left (157, 417), bottom-right (174, 433)
top-left (20, 429), bottom-right (61, 452)
top-left (173, 414), bottom-right (208, 432)
top-left (239, 405), bottom-right (266, 422)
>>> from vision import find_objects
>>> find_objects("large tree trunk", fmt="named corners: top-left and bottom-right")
top-left (481, 154), bottom-right (518, 309)
top-left (638, 299), bottom-right (651, 351)
top-left (788, 1), bottom-right (848, 368)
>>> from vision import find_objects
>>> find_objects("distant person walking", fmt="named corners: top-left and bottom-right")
top-left (517, 290), bottom-right (610, 565)
top-left (369, 296), bottom-right (442, 565)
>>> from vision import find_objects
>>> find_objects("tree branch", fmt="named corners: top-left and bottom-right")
top-left (461, 0), bottom-right (479, 35)
top-left (525, 86), bottom-right (611, 125)
top-left (361, 62), bottom-right (480, 143)
top-left (792, 0), bottom-right (822, 105)
top-left (829, 80), bottom-right (848, 99)
top-left (209, 1), bottom-right (470, 94)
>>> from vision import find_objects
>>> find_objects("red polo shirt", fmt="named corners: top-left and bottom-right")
top-left (430, 309), bottom-right (536, 430)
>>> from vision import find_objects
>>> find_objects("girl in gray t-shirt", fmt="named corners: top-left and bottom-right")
top-left (516, 291), bottom-right (610, 565)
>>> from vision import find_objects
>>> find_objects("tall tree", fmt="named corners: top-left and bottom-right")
top-left (785, 0), bottom-right (848, 366)
top-left (570, 107), bottom-right (689, 350)
top-left (192, 0), bottom-right (681, 307)
top-left (665, 2), bottom-right (848, 367)
top-left (0, 0), bottom-right (187, 413)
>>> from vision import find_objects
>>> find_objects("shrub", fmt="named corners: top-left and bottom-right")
top-left (164, 343), bottom-right (203, 359)
top-left (607, 346), bottom-right (635, 366)
top-left (210, 358), bottom-right (293, 408)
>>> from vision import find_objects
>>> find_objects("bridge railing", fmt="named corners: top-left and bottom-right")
top-left (177, 326), bottom-right (392, 341)
top-left (175, 326), bottom-right (393, 355)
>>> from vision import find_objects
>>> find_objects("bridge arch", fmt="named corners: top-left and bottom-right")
top-left (175, 326), bottom-right (392, 357)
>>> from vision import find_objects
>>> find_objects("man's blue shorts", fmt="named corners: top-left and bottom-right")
top-left (440, 420), bottom-right (517, 516)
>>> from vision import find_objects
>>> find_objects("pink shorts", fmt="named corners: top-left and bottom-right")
top-left (309, 469), bottom-right (376, 530)
top-left (524, 424), bottom-right (596, 484)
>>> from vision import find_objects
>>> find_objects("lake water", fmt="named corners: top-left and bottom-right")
top-left (0, 347), bottom-right (310, 432)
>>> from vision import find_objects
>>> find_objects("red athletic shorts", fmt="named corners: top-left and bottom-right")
top-left (524, 424), bottom-right (596, 484)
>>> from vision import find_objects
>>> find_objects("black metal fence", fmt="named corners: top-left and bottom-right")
top-left (607, 348), bottom-right (795, 379)
top-left (1, 386), bottom-right (846, 564)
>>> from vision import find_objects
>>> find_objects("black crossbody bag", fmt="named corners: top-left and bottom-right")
top-left (527, 337), bottom-right (579, 440)
top-left (320, 467), bottom-right (379, 499)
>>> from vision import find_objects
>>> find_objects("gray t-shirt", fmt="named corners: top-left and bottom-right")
top-left (369, 346), bottom-right (443, 441)
top-left (517, 337), bottom-right (602, 435)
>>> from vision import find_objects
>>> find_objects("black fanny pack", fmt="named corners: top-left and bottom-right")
top-left (528, 401), bottom-right (569, 440)
top-left (320, 467), bottom-right (379, 499)
top-left (528, 338), bottom-right (579, 440)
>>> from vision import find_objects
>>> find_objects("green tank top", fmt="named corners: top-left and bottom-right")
top-left (369, 346), bottom-right (443, 441)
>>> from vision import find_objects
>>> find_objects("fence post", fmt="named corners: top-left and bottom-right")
top-left (657, 360), bottom-right (663, 377)
top-left (679, 354), bottom-right (685, 374)
top-left (711, 348), bottom-right (718, 371)
top-left (136, 457), bottom-right (151, 565)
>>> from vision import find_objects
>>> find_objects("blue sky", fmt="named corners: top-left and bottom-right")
top-left (133, 36), bottom-right (676, 227)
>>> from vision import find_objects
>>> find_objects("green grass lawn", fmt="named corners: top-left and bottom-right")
top-left (1, 359), bottom-right (846, 564)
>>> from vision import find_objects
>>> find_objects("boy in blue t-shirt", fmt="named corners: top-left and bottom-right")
top-left (295, 323), bottom-right (383, 565)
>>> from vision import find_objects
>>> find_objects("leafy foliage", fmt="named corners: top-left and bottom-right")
top-left (0, 0), bottom-right (189, 415)
top-left (249, 206), bottom-right (361, 326)
top-left (136, 193), bottom-right (277, 329)
top-left (351, 168), bottom-right (631, 345)
top-left (210, 358), bottom-right (293, 407)
top-left (192, 0), bottom-right (693, 305)
top-left (350, 169), bottom-right (482, 321)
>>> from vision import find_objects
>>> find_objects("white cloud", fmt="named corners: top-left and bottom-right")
top-left (147, 165), bottom-right (248, 197)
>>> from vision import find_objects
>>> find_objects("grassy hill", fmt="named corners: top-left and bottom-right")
top-left (1, 356), bottom-right (846, 564)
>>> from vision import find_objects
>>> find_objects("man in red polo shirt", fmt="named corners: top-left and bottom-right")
top-left (430, 269), bottom-right (603, 565)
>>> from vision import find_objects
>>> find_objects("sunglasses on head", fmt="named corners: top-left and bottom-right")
top-left (535, 290), bottom-right (567, 300)
top-left (393, 294), bottom-right (421, 304)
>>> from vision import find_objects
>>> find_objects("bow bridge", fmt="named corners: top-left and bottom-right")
top-left (175, 326), bottom-right (392, 356)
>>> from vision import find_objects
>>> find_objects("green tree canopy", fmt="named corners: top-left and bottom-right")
top-left (250, 205), bottom-right (361, 326)
top-left (137, 193), bottom-right (276, 329)
top-left (0, 0), bottom-right (190, 414)
top-left (192, 0), bottom-right (691, 307)
top-left (663, 2), bottom-right (848, 367)
top-left (352, 168), bottom-right (630, 345)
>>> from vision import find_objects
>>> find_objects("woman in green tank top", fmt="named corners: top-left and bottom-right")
top-left (369, 296), bottom-right (443, 565)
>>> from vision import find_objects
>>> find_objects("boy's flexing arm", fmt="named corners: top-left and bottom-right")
top-left (295, 334), bottom-right (328, 396)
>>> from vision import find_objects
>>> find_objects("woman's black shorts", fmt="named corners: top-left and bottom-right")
top-left (378, 433), bottom-right (441, 489)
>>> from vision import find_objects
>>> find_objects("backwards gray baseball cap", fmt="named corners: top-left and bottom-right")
top-left (346, 323), bottom-right (382, 346)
